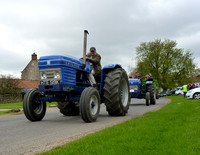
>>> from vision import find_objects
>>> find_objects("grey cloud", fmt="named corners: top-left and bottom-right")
top-left (0, 0), bottom-right (200, 77)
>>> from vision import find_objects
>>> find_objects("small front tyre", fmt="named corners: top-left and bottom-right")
top-left (23, 89), bottom-right (46, 121)
top-left (80, 87), bottom-right (100, 123)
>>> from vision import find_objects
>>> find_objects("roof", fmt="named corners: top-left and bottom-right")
top-left (17, 80), bottom-right (39, 89)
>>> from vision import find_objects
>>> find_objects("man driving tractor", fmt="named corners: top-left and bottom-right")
top-left (86, 47), bottom-right (102, 87)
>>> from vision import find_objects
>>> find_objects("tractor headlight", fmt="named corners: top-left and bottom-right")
top-left (54, 72), bottom-right (61, 79)
top-left (130, 85), bottom-right (138, 91)
top-left (41, 73), bottom-right (47, 79)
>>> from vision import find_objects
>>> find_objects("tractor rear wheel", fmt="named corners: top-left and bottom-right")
top-left (23, 89), bottom-right (46, 121)
top-left (58, 101), bottom-right (79, 116)
top-left (80, 87), bottom-right (100, 122)
top-left (149, 84), bottom-right (156, 105)
top-left (156, 93), bottom-right (159, 99)
top-left (103, 68), bottom-right (130, 116)
top-left (146, 92), bottom-right (150, 106)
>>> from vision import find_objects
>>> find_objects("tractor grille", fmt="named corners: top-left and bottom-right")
top-left (62, 67), bottom-right (76, 86)
top-left (46, 70), bottom-right (55, 79)
top-left (40, 68), bottom-right (61, 85)
top-left (40, 67), bottom-right (76, 86)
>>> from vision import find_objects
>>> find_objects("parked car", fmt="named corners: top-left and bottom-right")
top-left (175, 87), bottom-right (183, 95)
top-left (159, 91), bottom-right (172, 97)
top-left (170, 89), bottom-right (176, 94)
top-left (186, 88), bottom-right (200, 99)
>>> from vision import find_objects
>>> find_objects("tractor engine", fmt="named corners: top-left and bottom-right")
top-left (38, 55), bottom-right (92, 93)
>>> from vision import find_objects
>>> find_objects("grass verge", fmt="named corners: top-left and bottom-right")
top-left (0, 110), bottom-right (12, 115)
top-left (0, 102), bottom-right (57, 115)
top-left (0, 102), bottom-right (57, 109)
top-left (41, 96), bottom-right (200, 155)
top-left (0, 102), bottom-right (23, 109)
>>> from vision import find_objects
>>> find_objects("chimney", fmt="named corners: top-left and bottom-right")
top-left (32, 53), bottom-right (37, 60)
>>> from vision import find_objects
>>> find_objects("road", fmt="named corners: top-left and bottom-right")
top-left (0, 98), bottom-right (170, 155)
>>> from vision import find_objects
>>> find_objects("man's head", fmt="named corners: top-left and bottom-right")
top-left (136, 72), bottom-right (140, 76)
top-left (90, 47), bottom-right (96, 56)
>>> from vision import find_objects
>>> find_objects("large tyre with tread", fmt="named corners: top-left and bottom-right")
top-left (156, 93), bottom-right (159, 99)
top-left (146, 92), bottom-right (150, 106)
top-left (80, 87), bottom-right (100, 122)
top-left (156, 88), bottom-right (159, 99)
top-left (103, 68), bottom-right (130, 116)
top-left (148, 84), bottom-right (156, 105)
top-left (23, 89), bottom-right (46, 121)
top-left (58, 101), bottom-right (79, 116)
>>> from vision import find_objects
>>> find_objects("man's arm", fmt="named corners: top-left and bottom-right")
top-left (86, 54), bottom-right (101, 64)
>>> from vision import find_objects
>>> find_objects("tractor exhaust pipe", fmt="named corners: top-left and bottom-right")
top-left (82, 30), bottom-right (89, 69)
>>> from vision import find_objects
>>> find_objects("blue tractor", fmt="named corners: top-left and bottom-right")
top-left (129, 78), bottom-right (156, 106)
top-left (23, 30), bottom-right (130, 123)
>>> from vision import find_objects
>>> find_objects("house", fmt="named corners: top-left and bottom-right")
top-left (21, 53), bottom-right (39, 81)
top-left (193, 68), bottom-right (200, 83)
top-left (17, 79), bottom-right (40, 89)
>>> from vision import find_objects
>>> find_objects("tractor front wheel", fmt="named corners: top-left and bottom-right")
top-left (80, 87), bottom-right (100, 123)
top-left (23, 89), bottom-right (46, 121)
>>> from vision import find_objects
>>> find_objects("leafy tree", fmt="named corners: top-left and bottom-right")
top-left (135, 39), bottom-right (196, 90)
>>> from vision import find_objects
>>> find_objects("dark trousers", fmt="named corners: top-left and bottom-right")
top-left (184, 92), bottom-right (187, 98)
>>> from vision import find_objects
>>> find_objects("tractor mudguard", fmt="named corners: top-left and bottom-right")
top-left (102, 64), bottom-right (121, 69)
top-left (146, 81), bottom-right (153, 85)
top-left (99, 64), bottom-right (122, 95)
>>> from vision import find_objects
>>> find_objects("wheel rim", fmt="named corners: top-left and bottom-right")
top-left (33, 96), bottom-right (43, 114)
top-left (120, 79), bottom-right (129, 107)
top-left (194, 93), bottom-right (200, 99)
top-left (90, 95), bottom-right (98, 115)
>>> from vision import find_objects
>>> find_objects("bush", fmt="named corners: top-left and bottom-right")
top-left (0, 74), bottom-right (22, 103)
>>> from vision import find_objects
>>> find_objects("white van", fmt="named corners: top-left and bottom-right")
top-left (175, 87), bottom-right (183, 95)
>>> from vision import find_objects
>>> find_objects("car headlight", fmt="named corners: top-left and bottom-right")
top-left (41, 73), bottom-right (47, 79)
top-left (54, 72), bottom-right (61, 79)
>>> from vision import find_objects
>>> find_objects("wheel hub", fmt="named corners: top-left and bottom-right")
top-left (33, 98), bottom-right (43, 114)
top-left (90, 95), bottom-right (98, 115)
top-left (194, 93), bottom-right (200, 99)
top-left (120, 79), bottom-right (129, 107)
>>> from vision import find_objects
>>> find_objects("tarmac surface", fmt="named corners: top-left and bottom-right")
top-left (0, 98), bottom-right (170, 155)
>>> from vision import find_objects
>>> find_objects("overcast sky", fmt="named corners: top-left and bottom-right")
top-left (0, 0), bottom-right (199, 78)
